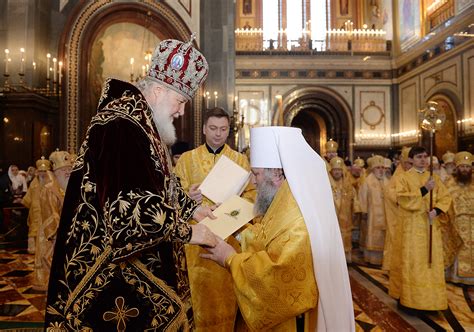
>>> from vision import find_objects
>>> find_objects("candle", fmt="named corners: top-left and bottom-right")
top-left (20, 48), bottom-right (25, 74)
top-left (130, 57), bottom-right (134, 75)
top-left (32, 61), bottom-right (36, 70)
top-left (46, 53), bottom-right (51, 79)
top-left (141, 65), bottom-right (146, 77)
top-left (4, 49), bottom-right (9, 75)
top-left (214, 91), bottom-right (218, 107)
top-left (52, 58), bottom-right (57, 82)
top-left (58, 61), bottom-right (63, 85)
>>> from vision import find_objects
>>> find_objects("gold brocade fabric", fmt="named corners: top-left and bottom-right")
top-left (358, 174), bottom-right (388, 264)
top-left (21, 173), bottom-right (52, 237)
top-left (329, 176), bottom-right (355, 254)
top-left (229, 181), bottom-right (318, 331)
top-left (383, 170), bottom-right (404, 274)
top-left (394, 169), bottom-right (452, 310)
top-left (174, 144), bottom-right (256, 205)
top-left (33, 176), bottom-right (64, 291)
top-left (349, 172), bottom-right (366, 214)
top-left (174, 144), bottom-right (256, 331)
top-left (446, 180), bottom-right (474, 282)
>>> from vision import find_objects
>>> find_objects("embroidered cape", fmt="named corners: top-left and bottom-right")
top-left (45, 79), bottom-right (198, 331)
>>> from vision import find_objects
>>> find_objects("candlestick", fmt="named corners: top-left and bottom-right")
top-left (46, 53), bottom-right (51, 79)
top-left (19, 48), bottom-right (25, 74)
top-left (141, 65), bottom-right (146, 77)
top-left (214, 91), bottom-right (218, 107)
top-left (58, 61), bottom-right (63, 85)
top-left (52, 58), bottom-right (57, 83)
top-left (130, 57), bottom-right (134, 76)
top-left (32, 61), bottom-right (36, 70)
top-left (4, 49), bottom-right (9, 75)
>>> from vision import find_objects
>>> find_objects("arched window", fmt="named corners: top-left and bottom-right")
top-left (262, 0), bottom-right (330, 50)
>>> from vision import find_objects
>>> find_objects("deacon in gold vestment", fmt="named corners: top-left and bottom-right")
top-left (394, 146), bottom-right (452, 310)
top-left (349, 157), bottom-right (366, 244)
top-left (358, 155), bottom-right (388, 265)
top-left (202, 127), bottom-right (355, 331)
top-left (21, 157), bottom-right (52, 254)
top-left (385, 147), bottom-right (412, 276)
top-left (33, 151), bottom-right (73, 291)
top-left (329, 157), bottom-right (356, 261)
top-left (174, 108), bottom-right (256, 331)
top-left (446, 151), bottom-right (474, 285)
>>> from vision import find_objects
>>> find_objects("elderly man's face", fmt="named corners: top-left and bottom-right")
top-left (330, 168), bottom-right (343, 181)
top-left (326, 152), bottom-right (338, 160)
top-left (160, 88), bottom-right (187, 120)
top-left (54, 166), bottom-right (72, 191)
top-left (149, 86), bottom-right (188, 146)
top-left (251, 168), bottom-right (268, 189)
top-left (351, 166), bottom-right (362, 177)
top-left (251, 168), bottom-right (280, 216)
top-left (373, 166), bottom-right (385, 180)
top-left (10, 165), bottom-right (19, 176)
top-left (445, 162), bottom-right (456, 175)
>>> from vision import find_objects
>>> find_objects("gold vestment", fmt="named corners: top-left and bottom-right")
top-left (329, 176), bottom-right (355, 257)
top-left (174, 144), bottom-right (256, 331)
top-left (394, 169), bottom-right (452, 310)
top-left (358, 173), bottom-right (388, 265)
top-left (446, 180), bottom-right (474, 284)
top-left (228, 181), bottom-right (318, 331)
top-left (33, 175), bottom-right (64, 291)
top-left (21, 172), bottom-right (53, 250)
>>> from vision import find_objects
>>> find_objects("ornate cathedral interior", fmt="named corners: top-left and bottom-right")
top-left (0, 0), bottom-right (473, 331)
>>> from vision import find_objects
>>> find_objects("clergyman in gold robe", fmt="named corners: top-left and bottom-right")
top-left (446, 151), bottom-right (474, 285)
top-left (385, 146), bottom-right (412, 276)
top-left (33, 150), bottom-right (73, 291)
top-left (201, 126), bottom-right (354, 331)
top-left (329, 156), bottom-right (356, 262)
top-left (174, 107), bottom-right (256, 331)
top-left (21, 157), bottom-right (52, 254)
top-left (358, 155), bottom-right (388, 266)
top-left (394, 146), bottom-right (452, 311)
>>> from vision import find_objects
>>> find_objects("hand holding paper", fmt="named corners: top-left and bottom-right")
top-left (199, 195), bottom-right (254, 240)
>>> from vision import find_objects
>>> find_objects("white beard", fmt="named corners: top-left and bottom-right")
top-left (254, 178), bottom-right (279, 216)
top-left (152, 108), bottom-right (177, 146)
top-left (56, 174), bottom-right (69, 191)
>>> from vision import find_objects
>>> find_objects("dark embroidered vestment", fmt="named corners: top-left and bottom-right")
top-left (45, 79), bottom-right (198, 331)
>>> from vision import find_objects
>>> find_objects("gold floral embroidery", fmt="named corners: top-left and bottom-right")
top-left (103, 296), bottom-right (139, 332)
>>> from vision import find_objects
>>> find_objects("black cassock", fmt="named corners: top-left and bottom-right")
top-left (45, 79), bottom-right (197, 331)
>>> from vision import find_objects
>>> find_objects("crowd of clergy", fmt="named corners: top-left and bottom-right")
top-left (0, 112), bottom-right (472, 325)
top-left (323, 140), bottom-right (473, 313)
top-left (0, 151), bottom-right (74, 291)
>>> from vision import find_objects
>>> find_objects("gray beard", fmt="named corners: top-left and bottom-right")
top-left (151, 107), bottom-right (177, 146)
top-left (254, 179), bottom-right (279, 216)
top-left (56, 174), bottom-right (69, 191)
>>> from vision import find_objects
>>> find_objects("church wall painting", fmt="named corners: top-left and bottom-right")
top-left (93, 23), bottom-right (160, 85)
top-left (398, 0), bottom-right (421, 51)
top-left (382, 0), bottom-right (393, 40)
top-left (88, 23), bottom-right (160, 120)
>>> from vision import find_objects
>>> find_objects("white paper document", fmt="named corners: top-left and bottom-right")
top-left (200, 195), bottom-right (255, 240)
top-left (198, 155), bottom-right (250, 204)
